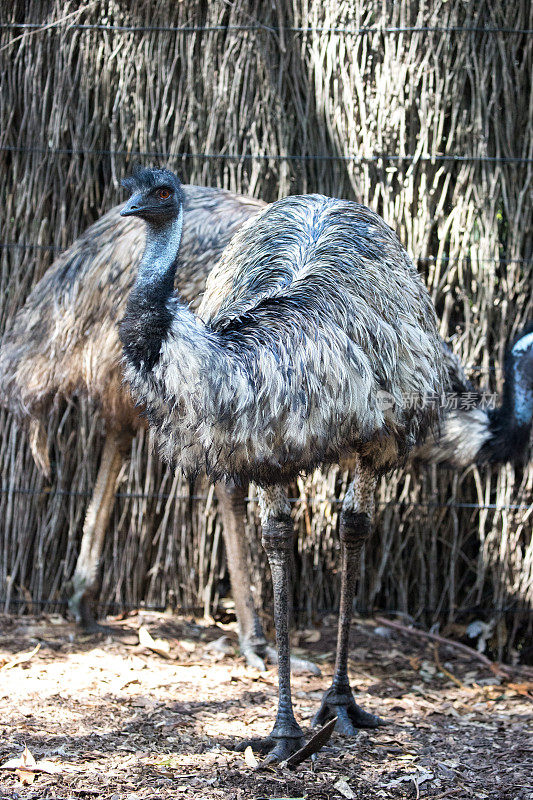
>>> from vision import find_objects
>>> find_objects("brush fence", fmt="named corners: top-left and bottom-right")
top-left (0, 0), bottom-right (531, 660)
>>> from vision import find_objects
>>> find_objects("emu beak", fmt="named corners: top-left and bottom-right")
top-left (121, 193), bottom-right (143, 217)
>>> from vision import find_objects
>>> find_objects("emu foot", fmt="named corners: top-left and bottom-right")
top-left (236, 717), bottom-right (336, 767)
top-left (313, 686), bottom-right (385, 736)
top-left (240, 637), bottom-right (270, 672)
top-left (236, 733), bottom-right (305, 765)
top-left (265, 644), bottom-right (321, 676)
top-left (68, 588), bottom-right (135, 640)
top-left (68, 587), bottom-right (101, 632)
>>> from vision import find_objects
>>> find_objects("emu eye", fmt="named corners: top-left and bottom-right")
top-left (158, 188), bottom-right (171, 199)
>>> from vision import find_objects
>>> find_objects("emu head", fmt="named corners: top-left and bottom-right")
top-left (121, 167), bottom-right (184, 224)
top-left (510, 323), bottom-right (533, 426)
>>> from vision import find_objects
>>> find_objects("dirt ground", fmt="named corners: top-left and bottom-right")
top-left (0, 611), bottom-right (532, 800)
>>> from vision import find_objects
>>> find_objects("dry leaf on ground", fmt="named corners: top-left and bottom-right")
top-left (0, 643), bottom-right (40, 671)
top-left (138, 626), bottom-right (171, 658)
top-left (334, 777), bottom-right (356, 798)
top-left (243, 746), bottom-right (258, 769)
top-left (1, 744), bottom-right (79, 783)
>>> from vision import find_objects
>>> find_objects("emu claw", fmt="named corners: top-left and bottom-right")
top-left (236, 734), bottom-right (305, 764)
top-left (313, 687), bottom-right (385, 736)
top-left (68, 589), bottom-right (100, 631)
top-left (241, 643), bottom-right (267, 672)
top-left (239, 639), bottom-right (321, 675)
top-left (236, 717), bottom-right (336, 766)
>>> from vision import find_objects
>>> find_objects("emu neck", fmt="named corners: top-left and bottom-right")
top-left (510, 362), bottom-right (533, 429)
top-left (484, 344), bottom-right (533, 463)
top-left (120, 208), bottom-right (184, 371)
top-left (135, 210), bottom-right (183, 299)
top-left (495, 337), bottom-right (533, 430)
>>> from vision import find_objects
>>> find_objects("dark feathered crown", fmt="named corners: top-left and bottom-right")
top-left (122, 166), bottom-right (183, 197)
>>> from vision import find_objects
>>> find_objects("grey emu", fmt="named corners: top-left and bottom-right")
top-left (118, 167), bottom-right (446, 762)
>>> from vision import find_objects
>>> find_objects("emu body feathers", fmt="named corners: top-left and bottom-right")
top-left (120, 192), bottom-right (446, 485)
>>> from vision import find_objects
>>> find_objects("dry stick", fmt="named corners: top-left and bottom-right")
top-left (0, 2), bottom-right (98, 54)
top-left (375, 617), bottom-right (533, 680)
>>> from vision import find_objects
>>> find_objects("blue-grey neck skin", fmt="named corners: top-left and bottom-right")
top-left (512, 331), bottom-right (533, 426)
top-left (136, 204), bottom-right (184, 292)
top-left (119, 203), bottom-right (184, 372)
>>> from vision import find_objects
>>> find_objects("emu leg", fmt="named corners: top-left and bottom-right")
top-left (236, 488), bottom-right (305, 763)
top-left (313, 461), bottom-right (384, 735)
top-left (68, 430), bottom-right (131, 631)
top-left (215, 482), bottom-right (267, 670)
top-left (215, 482), bottom-right (320, 674)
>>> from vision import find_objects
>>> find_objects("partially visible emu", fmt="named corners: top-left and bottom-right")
top-left (0, 186), bottom-right (287, 670)
top-left (118, 167), bottom-right (446, 762)
top-left (416, 330), bottom-right (533, 467)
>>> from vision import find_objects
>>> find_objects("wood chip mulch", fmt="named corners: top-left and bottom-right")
top-left (0, 612), bottom-right (532, 800)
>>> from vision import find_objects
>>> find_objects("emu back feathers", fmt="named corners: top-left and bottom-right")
top-left (125, 194), bottom-right (446, 484)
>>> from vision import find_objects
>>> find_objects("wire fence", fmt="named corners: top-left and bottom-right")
top-left (2, 22), bottom-right (533, 35)
top-left (3, 143), bottom-right (532, 164)
top-left (1, 241), bottom-right (530, 265)
top-left (2, 596), bottom-right (531, 619)
top-left (0, 484), bottom-right (530, 512)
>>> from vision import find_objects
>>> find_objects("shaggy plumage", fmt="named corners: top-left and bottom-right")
top-left (0, 185), bottom-right (265, 430)
top-left (1, 169), bottom-right (529, 679)
top-left (119, 171), bottom-right (447, 761)
top-left (0, 184), bottom-right (277, 664)
top-left (122, 192), bottom-right (447, 486)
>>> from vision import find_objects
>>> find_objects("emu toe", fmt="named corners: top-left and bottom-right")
top-left (313, 686), bottom-right (385, 735)
top-left (68, 587), bottom-right (99, 631)
top-left (240, 641), bottom-right (268, 672)
top-left (239, 638), bottom-right (321, 675)
top-left (68, 588), bottom-right (136, 641)
top-left (236, 717), bottom-right (336, 766)
top-left (236, 734), bottom-right (305, 765)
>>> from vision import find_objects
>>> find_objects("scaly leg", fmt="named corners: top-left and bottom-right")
top-left (216, 481), bottom-right (320, 674)
top-left (236, 487), bottom-right (305, 763)
top-left (68, 430), bottom-right (132, 631)
top-left (313, 458), bottom-right (384, 735)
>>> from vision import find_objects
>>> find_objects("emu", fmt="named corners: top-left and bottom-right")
top-left (416, 331), bottom-right (533, 467)
top-left (118, 167), bottom-right (446, 761)
top-left (0, 186), bottom-right (293, 671)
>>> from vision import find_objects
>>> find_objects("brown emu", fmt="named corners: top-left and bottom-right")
top-left (118, 167), bottom-right (446, 762)
top-left (0, 185), bottom-right (292, 671)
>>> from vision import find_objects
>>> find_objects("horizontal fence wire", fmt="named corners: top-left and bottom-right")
top-left (1, 241), bottom-right (530, 270)
top-left (1, 242), bottom-right (530, 265)
top-left (1, 22), bottom-right (532, 35)
top-left (2, 144), bottom-right (532, 164)
top-left (0, 484), bottom-right (529, 511)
